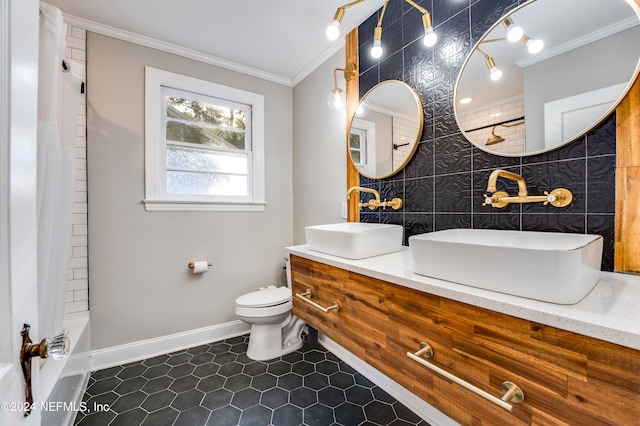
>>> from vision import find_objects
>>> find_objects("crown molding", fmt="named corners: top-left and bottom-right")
top-left (517, 16), bottom-right (639, 68)
top-left (291, 38), bottom-right (346, 87)
top-left (61, 14), bottom-right (294, 87)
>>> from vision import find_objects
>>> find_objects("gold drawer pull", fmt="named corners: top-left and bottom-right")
top-left (407, 342), bottom-right (524, 412)
top-left (295, 289), bottom-right (339, 313)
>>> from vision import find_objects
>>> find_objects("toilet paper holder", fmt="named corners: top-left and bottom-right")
top-left (188, 261), bottom-right (212, 268)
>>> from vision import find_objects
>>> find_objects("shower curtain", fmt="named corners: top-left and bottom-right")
top-left (38, 3), bottom-right (84, 341)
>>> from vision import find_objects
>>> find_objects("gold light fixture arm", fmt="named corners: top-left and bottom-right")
top-left (480, 37), bottom-right (508, 45)
top-left (404, 0), bottom-right (429, 15)
top-left (476, 46), bottom-right (490, 60)
top-left (333, 0), bottom-right (367, 18)
top-left (331, 0), bottom-right (366, 27)
top-left (333, 63), bottom-right (357, 88)
top-left (375, 0), bottom-right (390, 28)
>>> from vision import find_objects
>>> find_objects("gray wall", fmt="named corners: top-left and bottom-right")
top-left (524, 26), bottom-right (640, 150)
top-left (292, 49), bottom-right (347, 245)
top-left (87, 33), bottom-right (293, 350)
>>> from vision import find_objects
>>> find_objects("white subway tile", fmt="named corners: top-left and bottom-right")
top-left (71, 49), bottom-right (86, 61)
top-left (73, 224), bottom-right (88, 236)
top-left (65, 300), bottom-right (89, 314)
top-left (67, 279), bottom-right (88, 291)
top-left (72, 213), bottom-right (87, 225)
top-left (69, 257), bottom-right (88, 269)
top-left (73, 191), bottom-right (87, 203)
top-left (76, 136), bottom-right (86, 149)
top-left (73, 246), bottom-right (88, 258)
top-left (75, 168), bottom-right (87, 182)
top-left (66, 36), bottom-right (85, 50)
top-left (70, 235), bottom-right (87, 247)
top-left (73, 268), bottom-right (88, 280)
top-left (71, 26), bottom-right (86, 40)
top-left (73, 202), bottom-right (87, 214)
top-left (74, 289), bottom-right (89, 301)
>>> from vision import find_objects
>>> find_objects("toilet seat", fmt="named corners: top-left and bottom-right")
top-left (235, 286), bottom-right (291, 308)
top-left (234, 283), bottom-right (305, 361)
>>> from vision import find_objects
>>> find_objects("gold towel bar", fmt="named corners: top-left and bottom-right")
top-left (407, 342), bottom-right (524, 412)
top-left (295, 289), bottom-right (339, 313)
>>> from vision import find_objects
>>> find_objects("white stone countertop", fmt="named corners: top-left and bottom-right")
top-left (286, 245), bottom-right (640, 351)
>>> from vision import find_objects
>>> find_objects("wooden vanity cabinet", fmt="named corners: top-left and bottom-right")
top-left (290, 255), bottom-right (640, 425)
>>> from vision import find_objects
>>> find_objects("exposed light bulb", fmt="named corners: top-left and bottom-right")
top-left (485, 56), bottom-right (502, 81)
top-left (503, 18), bottom-right (524, 42)
top-left (507, 25), bottom-right (524, 42)
top-left (526, 38), bottom-right (544, 54)
top-left (326, 20), bottom-right (341, 41)
top-left (423, 27), bottom-right (437, 47)
top-left (371, 39), bottom-right (383, 59)
top-left (490, 66), bottom-right (502, 81)
top-left (327, 88), bottom-right (346, 109)
top-left (355, 100), bottom-right (370, 117)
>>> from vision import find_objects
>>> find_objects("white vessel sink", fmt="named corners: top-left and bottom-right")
top-left (305, 222), bottom-right (403, 260)
top-left (409, 229), bottom-right (603, 304)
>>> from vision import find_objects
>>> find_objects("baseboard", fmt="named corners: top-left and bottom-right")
top-left (318, 333), bottom-right (459, 426)
top-left (90, 320), bottom-right (250, 371)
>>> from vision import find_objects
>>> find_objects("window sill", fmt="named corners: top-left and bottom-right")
top-left (143, 199), bottom-right (266, 212)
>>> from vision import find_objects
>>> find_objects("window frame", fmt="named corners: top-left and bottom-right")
top-left (144, 66), bottom-right (265, 212)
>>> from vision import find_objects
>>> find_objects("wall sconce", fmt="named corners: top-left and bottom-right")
top-left (326, 0), bottom-right (437, 59)
top-left (328, 63), bottom-right (358, 109)
top-left (486, 121), bottom-right (525, 145)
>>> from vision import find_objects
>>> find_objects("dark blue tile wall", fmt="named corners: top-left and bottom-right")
top-left (356, 0), bottom-right (616, 271)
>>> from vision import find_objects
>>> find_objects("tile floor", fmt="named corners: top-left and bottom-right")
top-left (74, 334), bottom-right (430, 426)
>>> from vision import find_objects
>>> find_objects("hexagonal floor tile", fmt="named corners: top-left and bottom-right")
top-left (75, 334), bottom-right (431, 426)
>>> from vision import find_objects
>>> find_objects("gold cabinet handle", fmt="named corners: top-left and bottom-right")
top-left (295, 289), bottom-right (339, 313)
top-left (407, 342), bottom-right (524, 412)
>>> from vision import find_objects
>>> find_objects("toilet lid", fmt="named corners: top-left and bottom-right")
top-left (236, 286), bottom-right (292, 308)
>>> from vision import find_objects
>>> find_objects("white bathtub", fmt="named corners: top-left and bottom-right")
top-left (40, 312), bottom-right (90, 426)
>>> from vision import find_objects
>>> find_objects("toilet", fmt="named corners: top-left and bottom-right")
top-left (235, 285), bottom-right (305, 361)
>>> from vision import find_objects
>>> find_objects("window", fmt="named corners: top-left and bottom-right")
top-left (349, 128), bottom-right (367, 167)
top-left (350, 118), bottom-right (375, 175)
top-left (144, 67), bottom-right (265, 211)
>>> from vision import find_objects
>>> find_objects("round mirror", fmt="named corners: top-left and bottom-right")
top-left (454, 0), bottom-right (640, 156)
top-left (349, 80), bottom-right (423, 179)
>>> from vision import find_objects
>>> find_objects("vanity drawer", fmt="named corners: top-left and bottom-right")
top-left (290, 256), bottom-right (346, 343)
top-left (290, 256), bottom-right (640, 425)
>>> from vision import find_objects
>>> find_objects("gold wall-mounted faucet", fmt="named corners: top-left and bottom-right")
top-left (347, 186), bottom-right (403, 211)
top-left (486, 169), bottom-right (528, 196)
top-left (483, 169), bottom-right (572, 208)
